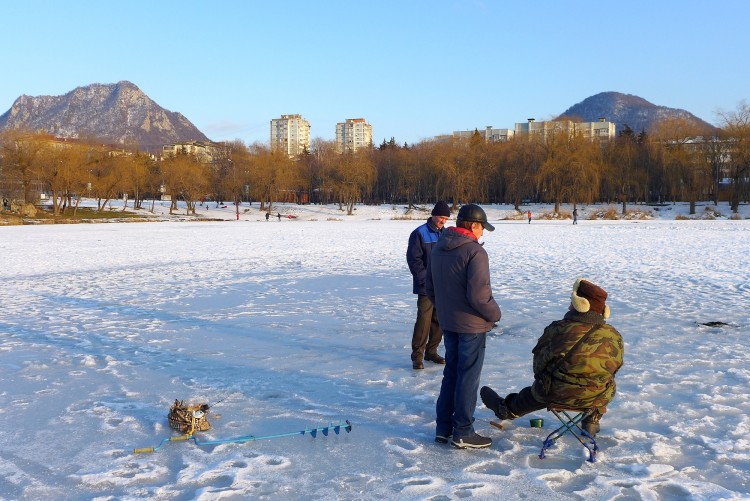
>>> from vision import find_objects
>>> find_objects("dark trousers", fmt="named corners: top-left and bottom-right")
top-left (410, 294), bottom-right (442, 361)
top-left (506, 386), bottom-right (603, 427)
top-left (436, 331), bottom-right (486, 438)
top-left (505, 386), bottom-right (546, 417)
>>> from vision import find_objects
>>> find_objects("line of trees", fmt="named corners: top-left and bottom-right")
top-left (2, 102), bottom-right (748, 217)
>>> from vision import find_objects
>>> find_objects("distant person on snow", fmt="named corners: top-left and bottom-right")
top-left (265, 212), bottom-right (270, 221)
top-left (527, 210), bottom-right (532, 224)
top-left (573, 208), bottom-right (578, 225)
top-left (406, 201), bottom-right (450, 370)
top-left (277, 212), bottom-right (281, 221)
top-left (480, 278), bottom-right (623, 437)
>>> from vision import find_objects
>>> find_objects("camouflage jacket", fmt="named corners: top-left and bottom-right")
top-left (530, 310), bottom-right (624, 413)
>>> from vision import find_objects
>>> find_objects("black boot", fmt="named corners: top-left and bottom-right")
top-left (480, 386), bottom-right (517, 421)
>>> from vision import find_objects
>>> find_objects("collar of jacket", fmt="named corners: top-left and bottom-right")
top-left (447, 226), bottom-right (478, 241)
top-left (563, 309), bottom-right (606, 325)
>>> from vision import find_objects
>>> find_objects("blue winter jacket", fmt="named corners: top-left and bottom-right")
top-left (406, 218), bottom-right (443, 295)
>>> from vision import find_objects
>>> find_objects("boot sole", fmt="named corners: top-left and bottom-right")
top-left (450, 440), bottom-right (492, 449)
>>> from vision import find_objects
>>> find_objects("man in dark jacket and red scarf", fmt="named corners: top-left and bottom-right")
top-left (427, 204), bottom-right (502, 449)
top-left (480, 278), bottom-right (624, 436)
top-left (407, 201), bottom-right (451, 370)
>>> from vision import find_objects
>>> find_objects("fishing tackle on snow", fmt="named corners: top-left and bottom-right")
top-left (133, 420), bottom-right (353, 454)
top-left (168, 399), bottom-right (212, 433)
top-left (133, 399), bottom-right (352, 454)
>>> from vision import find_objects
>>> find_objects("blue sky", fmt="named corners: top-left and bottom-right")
top-left (2, 1), bottom-right (748, 146)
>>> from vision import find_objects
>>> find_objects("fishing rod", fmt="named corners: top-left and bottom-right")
top-left (133, 420), bottom-right (353, 454)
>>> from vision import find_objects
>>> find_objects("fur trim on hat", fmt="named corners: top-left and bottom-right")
top-left (571, 278), bottom-right (610, 319)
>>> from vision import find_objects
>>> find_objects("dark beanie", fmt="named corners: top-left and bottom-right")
top-left (431, 201), bottom-right (451, 217)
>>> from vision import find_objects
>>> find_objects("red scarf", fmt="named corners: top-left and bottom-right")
top-left (449, 226), bottom-right (478, 241)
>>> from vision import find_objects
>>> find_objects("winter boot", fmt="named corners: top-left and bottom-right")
top-left (451, 432), bottom-right (492, 449)
top-left (425, 353), bottom-right (446, 365)
top-left (581, 410), bottom-right (601, 437)
top-left (411, 352), bottom-right (424, 370)
top-left (480, 386), bottom-right (517, 421)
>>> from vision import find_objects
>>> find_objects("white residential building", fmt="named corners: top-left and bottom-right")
top-left (514, 118), bottom-right (615, 142)
top-left (441, 126), bottom-right (515, 143)
top-left (270, 114), bottom-right (311, 157)
top-left (335, 118), bottom-right (373, 153)
top-left (161, 141), bottom-right (223, 162)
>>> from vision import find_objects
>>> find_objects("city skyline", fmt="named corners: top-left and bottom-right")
top-left (1, 1), bottom-right (748, 147)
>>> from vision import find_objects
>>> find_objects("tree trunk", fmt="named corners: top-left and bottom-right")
top-left (72, 194), bottom-right (82, 217)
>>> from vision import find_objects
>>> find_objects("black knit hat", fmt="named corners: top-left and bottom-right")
top-left (431, 201), bottom-right (451, 217)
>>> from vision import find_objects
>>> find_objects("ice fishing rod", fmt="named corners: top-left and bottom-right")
top-left (206, 395), bottom-right (228, 409)
top-left (133, 420), bottom-right (353, 454)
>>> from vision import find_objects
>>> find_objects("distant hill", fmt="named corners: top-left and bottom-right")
top-left (556, 92), bottom-right (716, 134)
top-left (0, 81), bottom-right (209, 152)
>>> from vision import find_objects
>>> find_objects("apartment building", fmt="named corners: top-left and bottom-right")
top-left (514, 118), bottom-right (615, 142)
top-left (161, 141), bottom-right (222, 162)
top-left (270, 114), bottom-right (311, 157)
top-left (438, 126), bottom-right (516, 143)
top-left (335, 118), bottom-right (373, 153)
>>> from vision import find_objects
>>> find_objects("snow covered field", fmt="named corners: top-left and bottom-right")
top-left (1, 201), bottom-right (749, 500)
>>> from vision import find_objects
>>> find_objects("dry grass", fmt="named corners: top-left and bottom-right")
top-left (586, 206), bottom-right (653, 220)
top-left (537, 210), bottom-right (572, 220)
top-left (675, 206), bottom-right (724, 220)
top-left (1, 206), bottom-right (159, 225)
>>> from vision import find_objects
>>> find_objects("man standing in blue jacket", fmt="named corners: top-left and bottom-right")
top-left (427, 204), bottom-right (501, 449)
top-left (407, 201), bottom-right (451, 370)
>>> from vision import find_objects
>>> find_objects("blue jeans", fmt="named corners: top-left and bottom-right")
top-left (435, 330), bottom-right (487, 438)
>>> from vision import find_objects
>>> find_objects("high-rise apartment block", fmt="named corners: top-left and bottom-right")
top-left (270, 114), bottom-right (311, 157)
top-left (335, 118), bottom-right (373, 153)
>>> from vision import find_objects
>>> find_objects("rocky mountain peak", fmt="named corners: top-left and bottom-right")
top-left (0, 81), bottom-right (209, 152)
top-left (557, 91), bottom-right (715, 134)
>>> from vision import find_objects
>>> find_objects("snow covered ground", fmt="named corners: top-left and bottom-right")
top-left (1, 201), bottom-right (749, 500)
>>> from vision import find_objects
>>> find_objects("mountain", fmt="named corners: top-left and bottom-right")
top-left (0, 81), bottom-right (209, 152)
top-left (556, 92), bottom-right (716, 134)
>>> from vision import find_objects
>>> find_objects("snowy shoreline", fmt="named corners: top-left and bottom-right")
top-left (2, 199), bottom-right (748, 227)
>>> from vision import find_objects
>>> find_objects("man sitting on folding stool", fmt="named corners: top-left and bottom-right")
top-left (480, 278), bottom-right (624, 440)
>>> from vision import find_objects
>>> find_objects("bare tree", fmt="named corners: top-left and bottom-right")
top-left (717, 101), bottom-right (750, 213)
top-left (651, 118), bottom-right (712, 214)
top-left (0, 130), bottom-right (46, 203)
top-left (160, 151), bottom-right (210, 215)
top-left (537, 127), bottom-right (602, 213)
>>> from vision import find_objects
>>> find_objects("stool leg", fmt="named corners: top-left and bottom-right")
top-left (539, 410), bottom-right (599, 462)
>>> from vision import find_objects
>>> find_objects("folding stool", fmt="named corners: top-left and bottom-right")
top-left (539, 408), bottom-right (598, 462)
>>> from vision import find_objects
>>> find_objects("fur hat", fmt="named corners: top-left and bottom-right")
top-left (431, 201), bottom-right (451, 217)
top-left (571, 278), bottom-right (610, 318)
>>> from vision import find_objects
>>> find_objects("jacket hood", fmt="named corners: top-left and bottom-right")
top-left (436, 227), bottom-right (477, 252)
